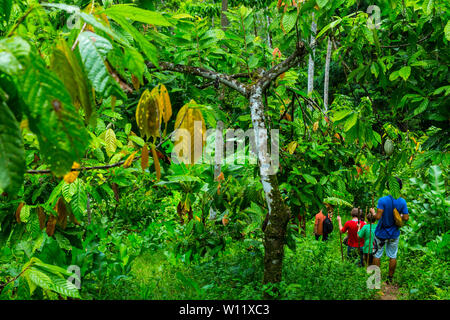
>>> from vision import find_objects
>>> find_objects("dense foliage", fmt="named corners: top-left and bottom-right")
top-left (0, 0), bottom-right (448, 300)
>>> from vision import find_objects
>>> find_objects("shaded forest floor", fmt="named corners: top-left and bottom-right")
top-left (98, 217), bottom-right (442, 300)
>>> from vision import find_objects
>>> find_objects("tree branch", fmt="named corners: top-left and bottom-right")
top-left (147, 62), bottom-right (250, 97)
top-left (258, 42), bottom-right (306, 90)
top-left (196, 73), bottom-right (250, 89)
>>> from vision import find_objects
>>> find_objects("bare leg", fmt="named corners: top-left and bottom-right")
top-left (388, 258), bottom-right (397, 278)
top-left (373, 257), bottom-right (381, 267)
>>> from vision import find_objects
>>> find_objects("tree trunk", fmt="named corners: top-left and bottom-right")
top-left (248, 87), bottom-right (291, 286)
top-left (307, 13), bottom-right (317, 110)
top-left (221, 0), bottom-right (229, 30)
top-left (266, 15), bottom-right (272, 49)
top-left (323, 38), bottom-right (332, 111)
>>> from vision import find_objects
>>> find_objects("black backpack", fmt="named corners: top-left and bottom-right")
top-left (323, 215), bottom-right (333, 234)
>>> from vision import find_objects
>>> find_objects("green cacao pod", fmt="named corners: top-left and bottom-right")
top-left (384, 139), bottom-right (394, 155)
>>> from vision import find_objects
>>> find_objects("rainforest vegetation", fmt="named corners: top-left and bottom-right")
top-left (0, 0), bottom-right (448, 300)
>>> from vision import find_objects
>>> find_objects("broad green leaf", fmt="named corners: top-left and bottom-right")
top-left (0, 37), bottom-right (30, 75)
top-left (428, 165), bottom-right (444, 195)
top-left (106, 13), bottom-right (158, 67)
top-left (316, 0), bottom-right (329, 8)
top-left (332, 109), bottom-right (351, 121)
top-left (128, 135), bottom-right (145, 147)
top-left (104, 128), bottom-right (117, 156)
top-left (78, 31), bottom-right (124, 99)
top-left (0, 0), bottom-right (12, 23)
top-left (445, 20), bottom-right (450, 41)
top-left (104, 4), bottom-right (172, 26)
top-left (302, 174), bottom-right (317, 184)
top-left (0, 102), bottom-right (25, 194)
top-left (123, 47), bottom-right (145, 84)
top-left (398, 66), bottom-right (411, 81)
top-left (323, 197), bottom-right (352, 208)
top-left (70, 180), bottom-right (87, 221)
top-left (282, 11), bottom-right (297, 34)
top-left (20, 204), bottom-right (31, 223)
top-left (389, 70), bottom-right (399, 81)
top-left (19, 56), bottom-right (89, 175)
top-left (343, 112), bottom-right (358, 131)
top-left (413, 98), bottom-right (429, 117)
top-left (51, 39), bottom-right (94, 122)
top-left (79, 12), bottom-right (130, 47)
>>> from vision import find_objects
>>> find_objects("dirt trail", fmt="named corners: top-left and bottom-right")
top-left (378, 283), bottom-right (400, 300)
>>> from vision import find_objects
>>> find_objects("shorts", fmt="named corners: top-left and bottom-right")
top-left (373, 236), bottom-right (399, 259)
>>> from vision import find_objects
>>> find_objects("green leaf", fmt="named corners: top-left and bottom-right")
top-left (20, 205), bottom-right (31, 223)
top-left (332, 109), bottom-right (351, 121)
top-left (0, 102), bottom-right (25, 194)
top-left (282, 11), bottom-right (297, 34)
top-left (104, 4), bottom-right (172, 26)
top-left (302, 174), bottom-right (317, 184)
top-left (428, 165), bottom-right (444, 195)
top-left (104, 128), bottom-right (117, 156)
top-left (51, 39), bottom-right (94, 122)
top-left (413, 98), bottom-right (429, 117)
top-left (445, 20), bottom-right (450, 41)
top-left (70, 180), bottom-right (87, 221)
top-left (343, 112), bottom-right (358, 132)
top-left (424, 0), bottom-right (434, 15)
top-left (123, 47), bottom-right (145, 83)
top-left (79, 12), bottom-right (130, 47)
top-left (398, 66), bottom-right (411, 81)
top-left (370, 62), bottom-right (379, 78)
top-left (0, 0), bottom-right (12, 23)
top-left (388, 176), bottom-right (400, 199)
top-left (55, 233), bottom-right (72, 251)
top-left (323, 197), bottom-right (352, 208)
top-left (316, 0), bottom-right (329, 8)
top-left (78, 31), bottom-right (124, 99)
top-left (128, 135), bottom-right (145, 147)
top-left (317, 18), bottom-right (341, 38)
top-left (389, 70), bottom-right (399, 81)
top-left (20, 56), bottom-right (89, 175)
top-left (0, 37), bottom-right (30, 75)
top-left (106, 13), bottom-right (158, 67)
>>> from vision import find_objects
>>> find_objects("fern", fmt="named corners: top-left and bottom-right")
top-left (429, 165), bottom-right (445, 196)
top-left (388, 176), bottom-right (401, 199)
top-left (323, 197), bottom-right (352, 208)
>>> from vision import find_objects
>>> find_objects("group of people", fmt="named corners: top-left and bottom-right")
top-left (313, 178), bottom-right (409, 283)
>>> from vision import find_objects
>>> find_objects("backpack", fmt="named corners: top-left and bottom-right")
top-left (323, 215), bottom-right (333, 234)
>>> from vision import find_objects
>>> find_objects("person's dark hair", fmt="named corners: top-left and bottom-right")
top-left (387, 177), bottom-right (403, 190)
top-left (351, 208), bottom-right (359, 217)
top-left (367, 212), bottom-right (376, 223)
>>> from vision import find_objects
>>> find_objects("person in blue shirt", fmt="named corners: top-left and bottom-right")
top-left (373, 177), bottom-right (409, 283)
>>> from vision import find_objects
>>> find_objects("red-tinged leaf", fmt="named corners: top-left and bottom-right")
top-left (151, 146), bottom-right (161, 181)
top-left (141, 144), bottom-right (149, 171)
top-left (15, 202), bottom-right (24, 223)
top-left (46, 215), bottom-right (57, 237)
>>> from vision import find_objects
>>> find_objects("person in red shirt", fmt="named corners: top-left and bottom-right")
top-left (337, 208), bottom-right (365, 266)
